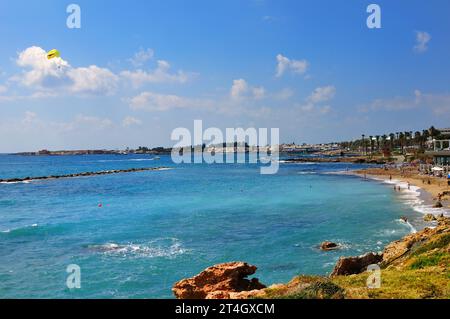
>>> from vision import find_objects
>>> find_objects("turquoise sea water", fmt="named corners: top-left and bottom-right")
top-left (0, 154), bottom-right (425, 298)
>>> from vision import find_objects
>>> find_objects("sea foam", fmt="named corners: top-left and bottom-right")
top-left (87, 238), bottom-right (186, 258)
top-left (381, 178), bottom-right (449, 218)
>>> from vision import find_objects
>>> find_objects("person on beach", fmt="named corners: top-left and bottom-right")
top-left (389, 175), bottom-right (392, 181)
top-left (407, 182), bottom-right (410, 190)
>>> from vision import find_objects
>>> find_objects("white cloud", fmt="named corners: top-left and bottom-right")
top-left (319, 105), bottom-right (331, 114)
top-left (14, 46), bottom-right (70, 88)
top-left (415, 91), bottom-right (450, 115)
top-left (359, 90), bottom-right (450, 116)
top-left (262, 15), bottom-right (276, 22)
top-left (274, 88), bottom-right (294, 100)
top-left (121, 60), bottom-right (191, 87)
top-left (230, 79), bottom-right (249, 99)
top-left (0, 85), bottom-right (7, 94)
top-left (67, 66), bottom-right (118, 94)
top-left (414, 31), bottom-right (431, 53)
top-left (73, 114), bottom-right (113, 129)
top-left (252, 86), bottom-right (265, 100)
top-left (9, 46), bottom-right (195, 97)
top-left (122, 116), bottom-right (142, 127)
top-left (230, 79), bottom-right (265, 100)
top-left (128, 91), bottom-right (212, 112)
top-left (276, 54), bottom-right (308, 77)
top-left (307, 86), bottom-right (336, 103)
top-left (298, 86), bottom-right (336, 114)
top-left (11, 112), bottom-right (113, 132)
top-left (359, 91), bottom-right (420, 112)
top-left (22, 111), bottom-right (38, 125)
top-left (0, 90), bottom-right (59, 102)
top-left (128, 48), bottom-right (154, 67)
top-left (12, 46), bottom-right (118, 95)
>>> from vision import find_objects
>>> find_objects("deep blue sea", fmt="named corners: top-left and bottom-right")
top-left (0, 154), bottom-right (427, 298)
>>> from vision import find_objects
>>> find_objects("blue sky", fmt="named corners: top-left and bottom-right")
top-left (0, 0), bottom-right (449, 152)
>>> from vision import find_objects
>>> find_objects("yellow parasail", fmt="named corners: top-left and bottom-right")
top-left (47, 49), bottom-right (60, 60)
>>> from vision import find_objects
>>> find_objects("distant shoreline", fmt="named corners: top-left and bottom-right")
top-left (9, 149), bottom-right (172, 156)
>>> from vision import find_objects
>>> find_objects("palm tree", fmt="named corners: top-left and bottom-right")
top-left (361, 134), bottom-right (366, 155)
top-left (422, 129), bottom-right (430, 149)
top-left (375, 135), bottom-right (380, 151)
top-left (414, 131), bottom-right (421, 147)
top-left (381, 134), bottom-right (387, 148)
top-left (389, 133), bottom-right (395, 150)
top-left (399, 132), bottom-right (405, 153)
top-left (369, 135), bottom-right (374, 155)
top-left (404, 131), bottom-right (410, 147)
top-left (429, 126), bottom-right (441, 139)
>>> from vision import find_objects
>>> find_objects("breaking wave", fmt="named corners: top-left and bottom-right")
top-left (86, 238), bottom-right (186, 258)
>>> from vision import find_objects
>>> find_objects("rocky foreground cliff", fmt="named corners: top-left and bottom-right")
top-left (173, 217), bottom-right (450, 299)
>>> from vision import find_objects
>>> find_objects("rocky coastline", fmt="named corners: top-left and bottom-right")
top-left (173, 216), bottom-right (450, 299)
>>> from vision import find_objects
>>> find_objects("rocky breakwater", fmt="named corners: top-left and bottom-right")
top-left (0, 167), bottom-right (169, 183)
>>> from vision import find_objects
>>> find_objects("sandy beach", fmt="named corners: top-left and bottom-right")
top-left (354, 166), bottom-right (450, 210)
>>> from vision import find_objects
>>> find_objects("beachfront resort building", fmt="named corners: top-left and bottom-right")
top-left (427, 137), bottom-right (450, 166)
top-left (425, 127), bottom-right (450, 166)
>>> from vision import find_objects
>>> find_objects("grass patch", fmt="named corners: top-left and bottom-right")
top-left (412, 233), bottom-right (450, 255)
top-left (281, 280), bottom-right (345, 299)
top-left (331, 268), bottom-right (450, 299)
top-left (410, 253), bottom-right (445, 269)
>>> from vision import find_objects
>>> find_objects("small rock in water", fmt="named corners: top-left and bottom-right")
top-left (423, 213), bottom-right (437, 222)
top-left (320, 241), bottom-right (339, 251)
top-left (433, 201), bottom-right (443, 208)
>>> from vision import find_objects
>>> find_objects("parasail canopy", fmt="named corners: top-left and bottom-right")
top-left (47, 49), bottom-right (60, 60)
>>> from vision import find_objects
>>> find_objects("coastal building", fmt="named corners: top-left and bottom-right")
top-left (426, 138), bottom-right (450, 167)
top-left (429, 151), bottom-right (450, 166)
top-left (438, 128), bottom-right (450, 136)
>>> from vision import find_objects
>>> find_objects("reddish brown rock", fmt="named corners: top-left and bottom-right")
top-left (331, 252), bottom-right (382, 276)
top-left (172, 262), bottom-right (266, 299)
top-left (320, 241), bottom-right (339, 251)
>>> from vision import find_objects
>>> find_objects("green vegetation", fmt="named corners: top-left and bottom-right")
top-left (412, 233), bottom-right (450, 255)
top-left (410, 252), bottom-right (446, 270)
top-left (332, 268), bottom-right (449, 299)
top-left (340, 126), bottom-right (444, 157)
top-left (281, 281), bottom-right (345, 299)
